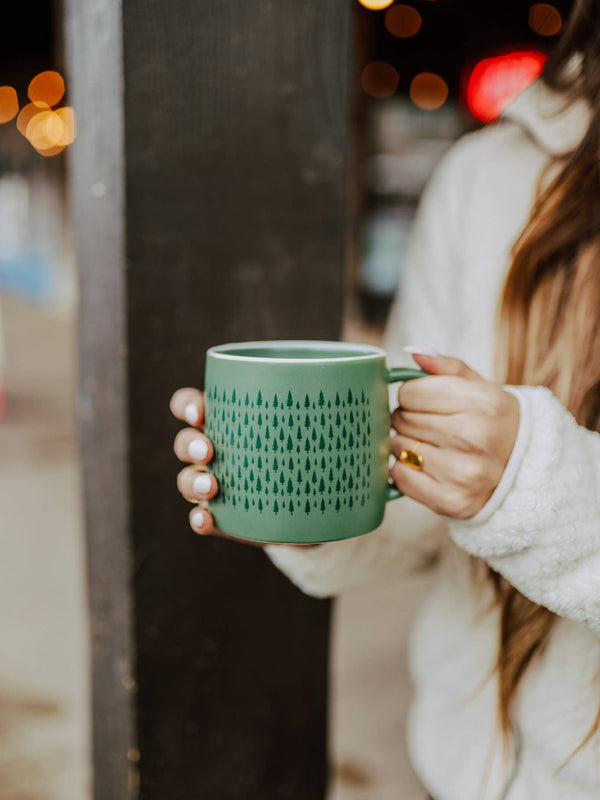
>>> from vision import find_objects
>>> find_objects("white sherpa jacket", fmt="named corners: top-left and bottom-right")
top-left (265, 82), bottom-right (600, 800)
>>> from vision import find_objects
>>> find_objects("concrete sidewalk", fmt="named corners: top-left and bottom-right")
top-left (0, 295), bottom-right (89, 800)
top-left (0, 294), bottom-right (427, 800)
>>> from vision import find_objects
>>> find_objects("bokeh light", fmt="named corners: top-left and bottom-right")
top-left (16, 77), bottom-right (76, 158)
top-left (466, 50), bottom-right (547, 122)
top-left (35, 143), bottom-right (66, 158)
top-left (28, 71), bottom-right (65, 108)
top-left (529, 3), bottom-right (563, 36)
top-left (55, 107), bottom-right (76, 146)
top-left (385, 5), bottom-right (422, 38)
top-left (357, 0), bottom-right (394, 9)
top-left (0, 86), bottom-right (19, 123)
top-left (24, 107), bottom-right (76, 150)
top-left (17, 101), bottom-right (50, 137)
top-left (410, 72), bottom-right (449, 110)
top-left (361, 62), bottom-right (400, 98)
top-left (26, 110), bottom-right (65, 151)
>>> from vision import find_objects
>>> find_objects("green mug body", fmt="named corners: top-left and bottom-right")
top-left (204, 341), bottom-right (426, 544)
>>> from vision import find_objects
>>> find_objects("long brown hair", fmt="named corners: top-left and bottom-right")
top-left (494, 0), bottom-right (600, 741)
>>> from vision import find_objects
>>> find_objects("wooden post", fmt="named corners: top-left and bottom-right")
top-left (66, 1), bottom-right (352, 798)
top-left (65, 0), bottom-right (133, 796)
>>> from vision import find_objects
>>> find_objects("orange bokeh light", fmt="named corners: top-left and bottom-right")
top-left (385, 5), bottom-right (422, 38)
top-left (410, 72), bottom-right (449, 110)
top-left (26, 110), bottom-right (66, 151)
top-left (15, 72), bottom-right (74, 157)
top-left (361, 62), bottom-right (400, 99)
top-left (28, 71), bottom-right (65, 108)
top-left (358, 0), bottom-right (394, 9)
top-left (55, 106), bottom-right (76, 146)
top-left (0, 86), bottom-right (19, 123)
top-left (529, 3), bottom-right (563, 36)
top-left (17, 102), bottom-right (50, 137)
top-left (35, 144), bottom-right (66, 158)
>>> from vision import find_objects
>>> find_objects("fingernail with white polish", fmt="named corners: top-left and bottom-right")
top-left (193, 474), bottom-right (212, 495)
top-left (188, 438), bottom-right (208, 461)
top-left (184, 403), bottom-right (199, 425)
top-left (191, 510), bottom-right (205, 529)
top-left (403, 345), bottom-right (440, 357)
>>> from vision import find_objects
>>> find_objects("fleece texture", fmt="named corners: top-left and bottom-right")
top-left (265, 81), bottom-right (600, 800)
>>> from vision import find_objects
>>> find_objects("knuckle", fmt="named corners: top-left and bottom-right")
top-left (440, 487), bottom-right (470, 518)
top-left (456, 458), bottom-right (484, 488)
top-left (449, 426), bottom-right (474, 453)
top-left (390, 461), bottom-right (408, 491)
top-left (390, 459), bottom-right (423, 498)
top-left (454, 419), bottom-right (490, 455)
top-left (396, 385), bottom-right (410, 406)
top-left (478, 388), bottom-right (502, 418)
top-left (397, 382), bottom-right (422, 407)
top-left (389, 436), bottom-right (403, 458)
top-left (476, 421), bottom-right (496, 453)
top-left (439, 376), bottom-right (460, 392)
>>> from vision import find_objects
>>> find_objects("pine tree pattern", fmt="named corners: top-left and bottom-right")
top-left (205, 385), bottom-right (373, 515)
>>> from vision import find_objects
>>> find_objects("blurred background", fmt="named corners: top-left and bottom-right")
top-left (0, 0), bottom-right (571, 798)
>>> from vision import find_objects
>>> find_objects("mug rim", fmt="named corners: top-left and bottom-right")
top-left (207, 340), bottom-right (386, 363)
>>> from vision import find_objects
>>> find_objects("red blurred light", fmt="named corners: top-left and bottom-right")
top-left (465, 50), bottom-right (547, 123)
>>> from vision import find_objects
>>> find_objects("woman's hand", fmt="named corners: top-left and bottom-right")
top-left (170, 388), bottom-right (312, 547)
top-left (390, 352), bottom-right (520, 520)
top-left (170, 387), bottom-right (225, 536)
top-left (171, 387), bottom-right (265, 546)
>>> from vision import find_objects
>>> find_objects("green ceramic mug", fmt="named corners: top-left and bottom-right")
top-left (204, 341), bottom-right (427, 545)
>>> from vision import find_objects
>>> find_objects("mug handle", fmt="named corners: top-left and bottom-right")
top-left (384, 366), bottom-right (430, 502)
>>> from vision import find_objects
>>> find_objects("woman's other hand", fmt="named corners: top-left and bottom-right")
top-left (171, 387), bottom-right (268, 545)
top-left (390, 352), bottom-right (520, 520)
top-left (171, 387), bottom-right (321, 549)
top-left (170, 387), bottom-right (226, 537)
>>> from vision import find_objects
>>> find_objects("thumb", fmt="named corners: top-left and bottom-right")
top-left (403, 347), bottom-right (485, 382)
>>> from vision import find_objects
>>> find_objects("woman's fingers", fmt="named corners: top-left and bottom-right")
top-left (188, 506), bottom-right (267, 547)
top-left (391, 407), bottom-right (448, 447)
top-left (189, 506), bottom-right (217, 535)
top-left (397, 375), bottom-right (488, 414)
top-left (389, 459), bottom-right (445, 513)
top-left (170, 388), bottom-right (205, 427)
top-left (390, 433), bottom-right (495, 518)
top-left (177, 465), bottom-right (219, 501)
top-left (172, 387), bottom-right (270, 544)
top-left (389, 437), bottom-right (467, 517)
top-left (390, 434), bottom-right (443, 481)
top-left (173, 427), bottom-right (214, 464)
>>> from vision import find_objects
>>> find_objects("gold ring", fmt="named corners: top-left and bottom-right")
top-left (183, 495), bottom-right (201, 504)
top-left (399, 441), bottom-right (424, 471)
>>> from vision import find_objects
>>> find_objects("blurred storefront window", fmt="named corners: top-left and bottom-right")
top-left (350, 0), bottom-right (567, 331)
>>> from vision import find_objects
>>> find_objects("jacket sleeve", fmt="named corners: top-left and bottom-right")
top-left (264, 140), bottom-right (474, 598)
top-left (447, 384), bottom-right (600, 635)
